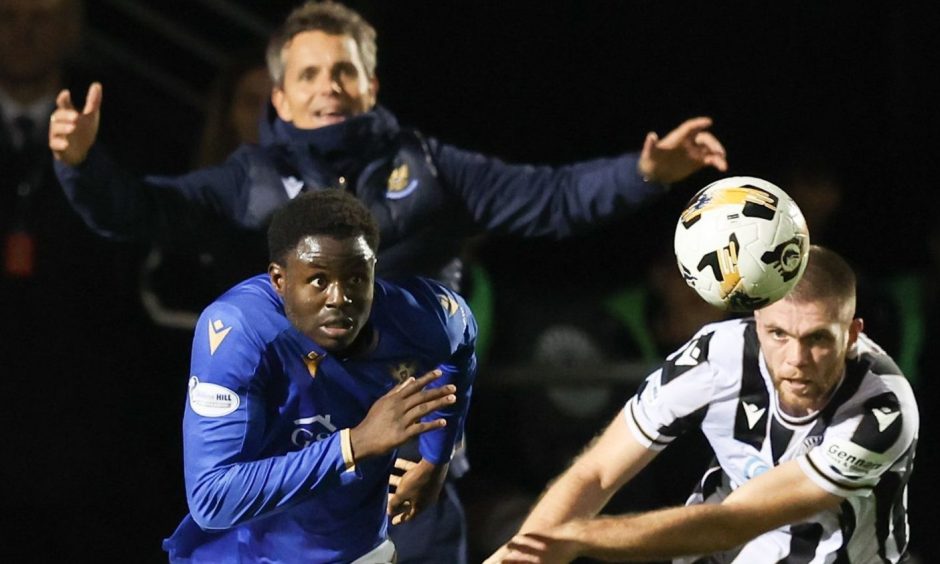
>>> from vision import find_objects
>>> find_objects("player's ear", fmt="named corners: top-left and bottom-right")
top-left (848, 317), bottom-right (863, 347)
top-left (269, 262), bottom-right (286, 295)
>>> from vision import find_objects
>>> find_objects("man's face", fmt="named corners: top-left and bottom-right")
top-left (270, 234), bottom-right (375, 353)
top-left (0, 0), bottom-right (75, 84)
top-left (271, 30), bottom-right (377, 130)
top-left (754, 298), bottom-right (862, 417)
top-left (230, 66), bottom-right (271, 145)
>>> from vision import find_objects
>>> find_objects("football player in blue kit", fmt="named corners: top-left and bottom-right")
top-left (162, 189), bottom-right (477, 563)
top-left (487, 246), bottom-right (918, 564)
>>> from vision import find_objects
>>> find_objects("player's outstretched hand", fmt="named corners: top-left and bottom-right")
top-left (49, 82), bottom-right (103, 166)
top-left (349, 369), bottom-right (455, 460)
top-left (637, 116), bottom-right (728, 184)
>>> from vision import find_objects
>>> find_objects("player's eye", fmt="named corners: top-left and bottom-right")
top-left (808, 333), bottom-right (832, 345)
top-left (334, 62), bottom-right (359, 81)
top-left (310, 275), bottom-right (327, 289)
top-left (768, 329), bottom-right (787, 340)
top-left (299, 67), bottom-right (319, 82)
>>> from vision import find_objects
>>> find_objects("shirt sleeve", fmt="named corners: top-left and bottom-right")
top-left (624, 332), bottom-right (717, 451)
top-left (416, 286), bottom-right (478, 465)
top-left (430, 139), bottom-right (665, 239)
top-left (799, 382), bottom-right (918, 498)
top-left (53, 146), bottom-right (250, 246)
top-left (182, 301), bottom-right (354, 531)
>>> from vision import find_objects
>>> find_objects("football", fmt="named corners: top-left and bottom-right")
top-left (674, 176), bottom-right (810, 311)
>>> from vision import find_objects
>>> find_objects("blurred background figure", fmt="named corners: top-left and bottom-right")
top-left (780, 151), bottom-right (922, 382)
top-left (193, 47), bottom-right (271, 168)
top-left (140, 46), bottom-right (272, 334)
top-left (0, 0), bottom-right (144, 558)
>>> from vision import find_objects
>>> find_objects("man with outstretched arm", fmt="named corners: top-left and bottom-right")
top-left (487, 245), bottom-right (918, 563)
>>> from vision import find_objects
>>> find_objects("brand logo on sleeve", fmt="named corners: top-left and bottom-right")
top-left (188, 376), bottom-right (239, 417)
top-left (674, 341), bottom-right (702, 366)
top-left (208, 319), bottom-right (232, 355)
top-left (871, 407), bottom-right (900, 432)
top-left (282, 176), bottom-right (304, 199)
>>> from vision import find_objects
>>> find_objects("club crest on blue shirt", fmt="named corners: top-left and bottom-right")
top-left (386, 163), bottom-right (418, 200)
top-left (390, 361), bottom-right (418, 383)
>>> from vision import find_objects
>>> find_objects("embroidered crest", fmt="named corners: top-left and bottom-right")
top-left (386, 163), bottom-right (419, 200)
top-left (390, 361), bottom-right (418, 383)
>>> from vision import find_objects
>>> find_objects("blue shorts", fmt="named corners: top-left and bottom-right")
top-left (389, 480), bottom-right (466, 564)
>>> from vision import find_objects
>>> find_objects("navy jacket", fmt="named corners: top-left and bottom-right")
top-left (55, 105), bottom-right (663, 289)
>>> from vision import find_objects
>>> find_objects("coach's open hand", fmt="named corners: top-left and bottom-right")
top-left (349, 369), bottom-right (455, 460)
top-left (637, 116), bottom-right (727, 184)
top-left (49, 82), bottom-right (103, 166)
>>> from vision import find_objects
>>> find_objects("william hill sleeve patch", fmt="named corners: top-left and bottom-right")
top-left (188, 376), bottom-right (240, 417)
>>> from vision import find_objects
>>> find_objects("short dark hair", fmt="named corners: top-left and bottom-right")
top-left (784, 245), bottom-right (857, 320)
top-left (267, 189), bottom-right (380, 264)
top-left (266, 1), bottom-right (377, 85)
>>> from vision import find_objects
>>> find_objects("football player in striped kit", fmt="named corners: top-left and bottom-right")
top-left (487, 245), bottom-right (918, 563)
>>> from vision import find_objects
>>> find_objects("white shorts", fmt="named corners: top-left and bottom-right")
top-left (351, 539), bottom-right (396, 564)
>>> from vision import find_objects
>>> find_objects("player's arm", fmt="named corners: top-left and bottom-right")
top-left (410, 284), bottom-right (478, 466)
top-left (389, 283), bottom-right (479, 523)
top-left (186, 368), bottom-right (455, 531)
top-left (491, 459), bottom-right (840, 563)
top-left (524, 415), bottom-right (658, 534)
top-left (387, 350), bottom-right (475, 524)
top-left (483, 417), bottom-right (657, 564)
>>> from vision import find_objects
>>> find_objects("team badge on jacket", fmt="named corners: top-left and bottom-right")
top-left (386, 163), bottom-right (419, 200)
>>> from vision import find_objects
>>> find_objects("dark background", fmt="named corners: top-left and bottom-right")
top-left (6, 1), bottom-right (939, 562)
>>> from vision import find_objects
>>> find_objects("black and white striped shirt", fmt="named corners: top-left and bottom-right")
top-left (625, 318), bottom-right (918, 563)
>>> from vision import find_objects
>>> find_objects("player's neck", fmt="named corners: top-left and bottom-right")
top-left (337, 323), bottom-right (377, 360)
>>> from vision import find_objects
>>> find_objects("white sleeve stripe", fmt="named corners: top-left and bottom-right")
top-left (628, 398), bottom-right (674, 447)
